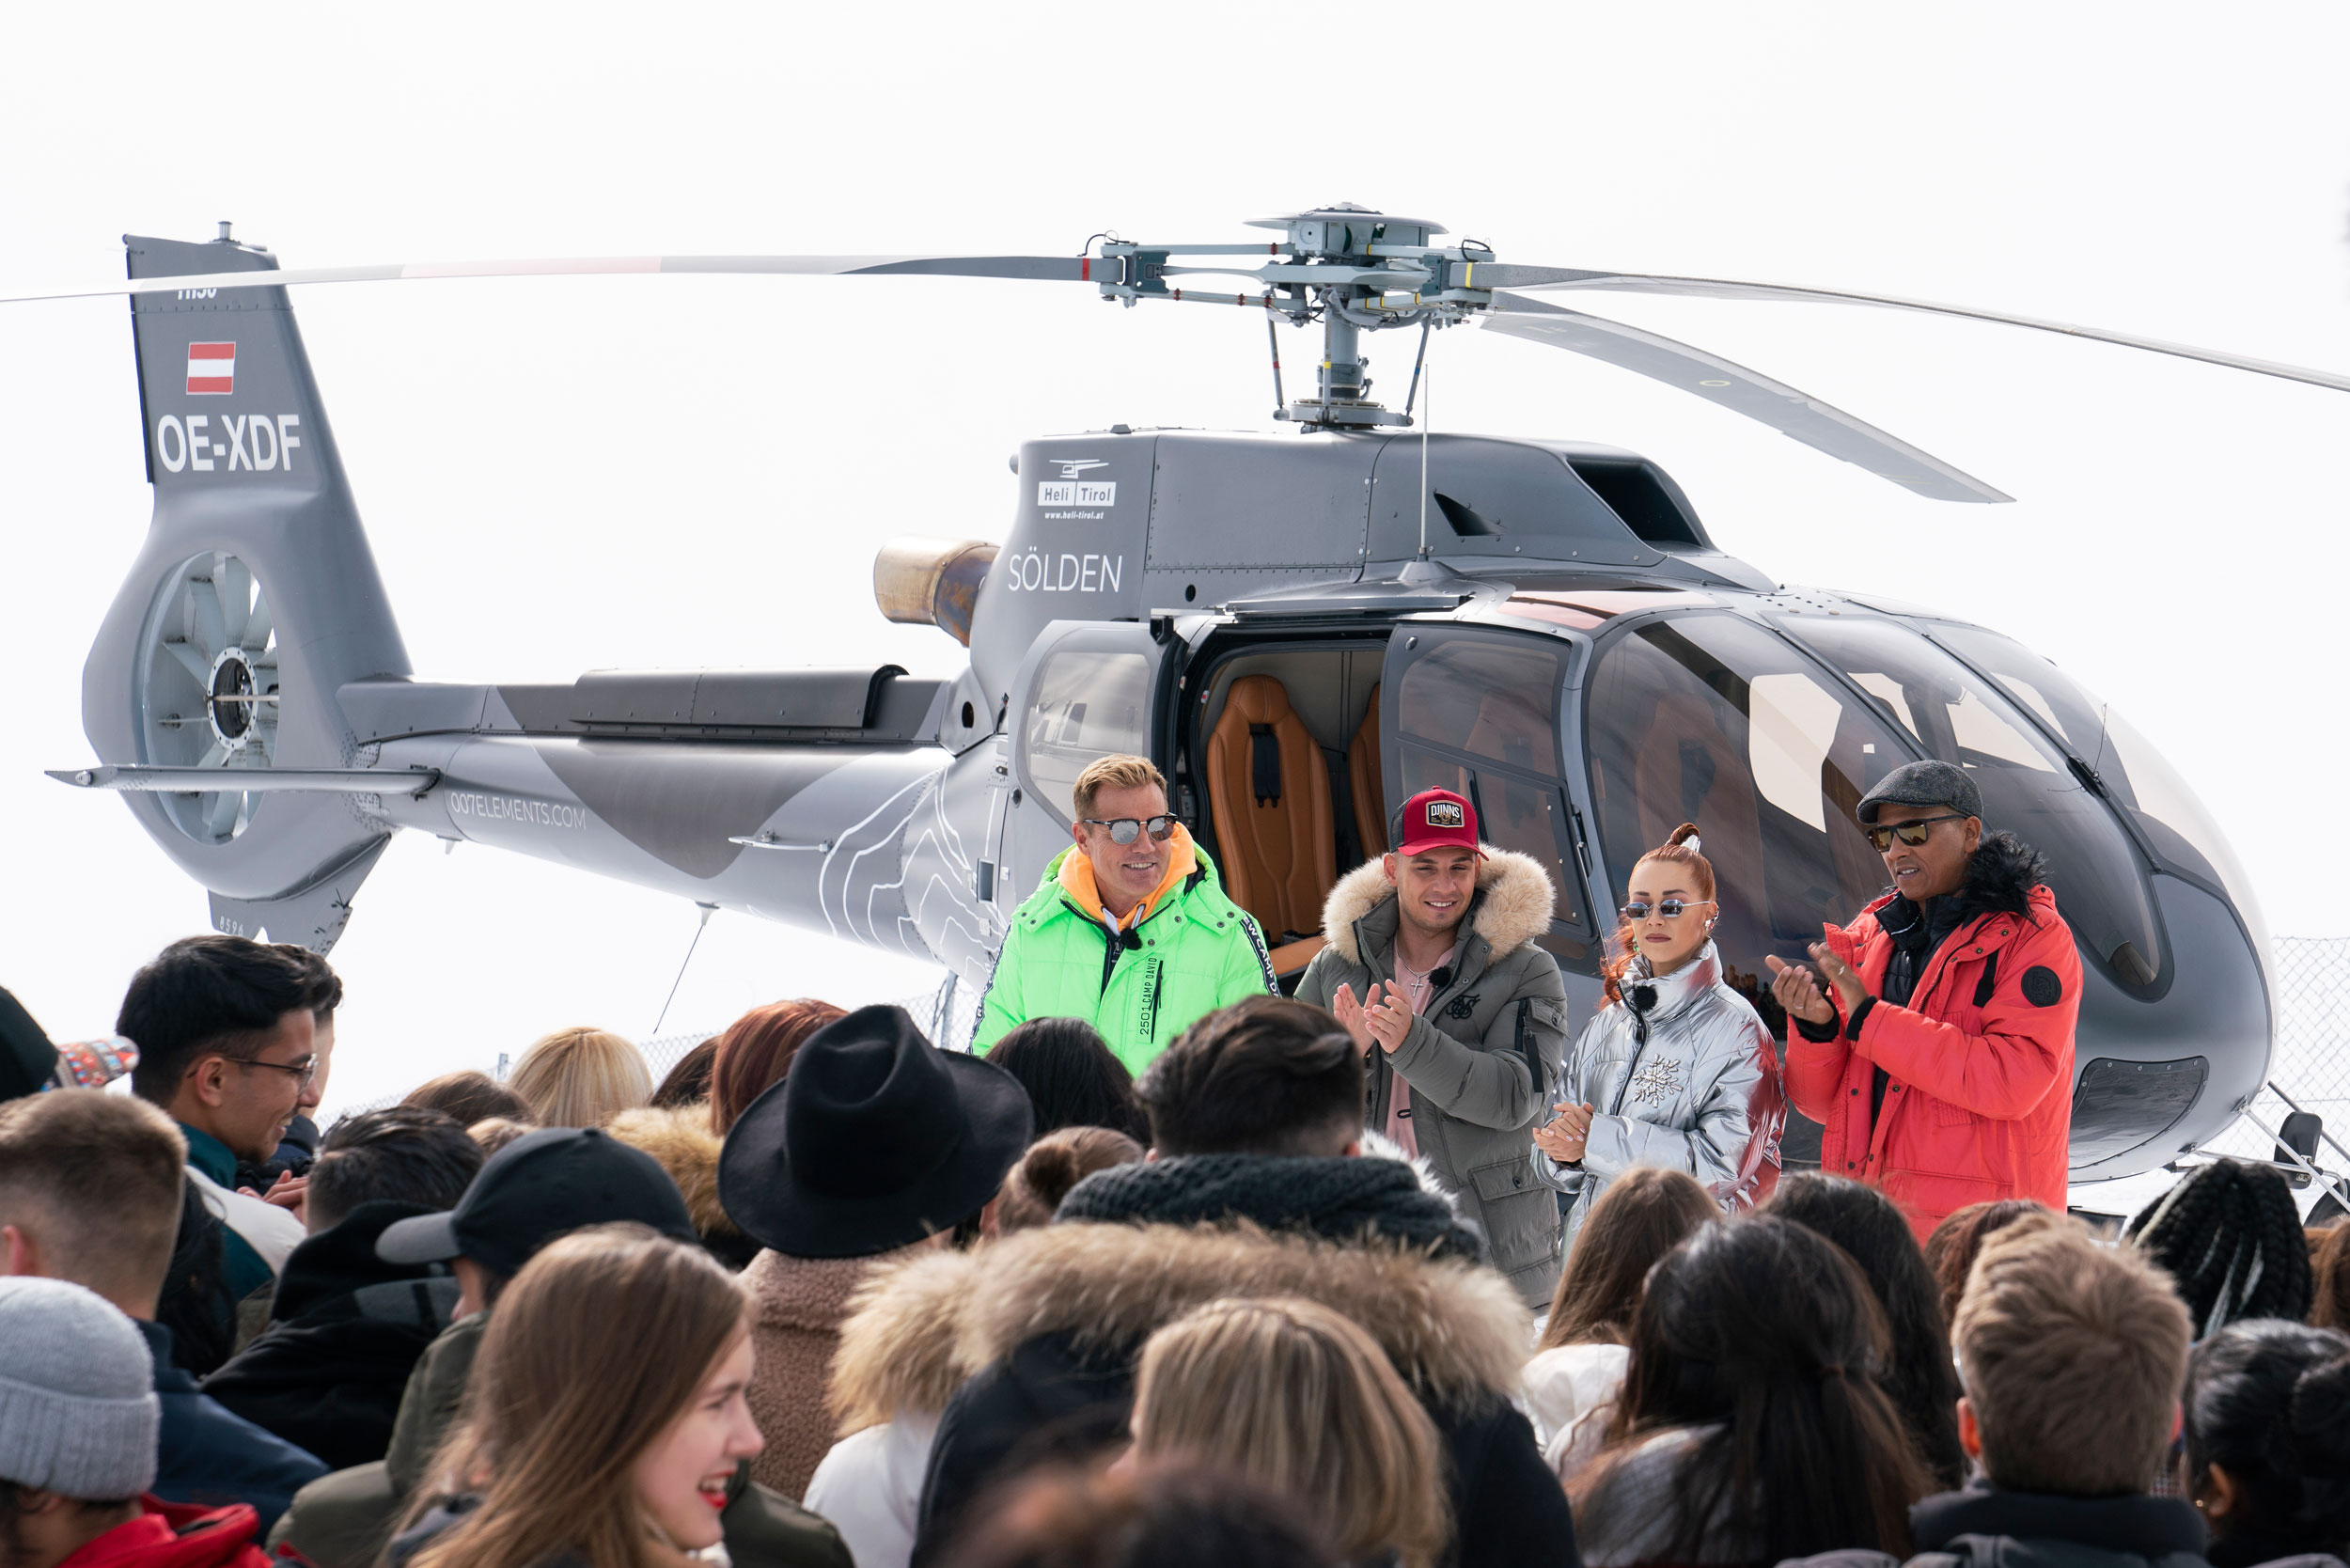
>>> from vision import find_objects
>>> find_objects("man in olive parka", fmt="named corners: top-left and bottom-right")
top-left (1296, 788), bottom-right (1570, 1306)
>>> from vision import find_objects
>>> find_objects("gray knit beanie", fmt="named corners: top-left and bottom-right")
top-left (0, 1278), bottom-right (159, 1498)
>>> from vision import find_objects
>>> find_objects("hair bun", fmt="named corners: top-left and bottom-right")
top-left (1021, 1141), bottom-right (1085, 1210)
top-left (1666, 823), bottom-right (1702, 851)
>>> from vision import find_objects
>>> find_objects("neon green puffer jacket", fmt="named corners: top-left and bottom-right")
top-left (972, 843), bottom-right (1278, 1075)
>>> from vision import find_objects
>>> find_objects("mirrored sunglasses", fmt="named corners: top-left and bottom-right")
top-left (1083, 814), bottom-right (1178, 846)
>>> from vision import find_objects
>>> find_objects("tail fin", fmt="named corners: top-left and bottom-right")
top-left (81, 230), bottom-right (411, 949)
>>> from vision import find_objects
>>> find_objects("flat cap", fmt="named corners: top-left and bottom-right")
top-left (1856, 759), bottom-right (1982, 825)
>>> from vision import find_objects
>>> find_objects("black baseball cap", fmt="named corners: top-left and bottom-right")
top-left (376, 1125), bottom-right (697, 1277)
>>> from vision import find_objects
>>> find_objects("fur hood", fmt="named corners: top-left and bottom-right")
top-left (1950, 829), bottom-right (2048, 926)
top-left (955, 1221), bottom-right (1530, 1410)
top-left (827, 1147), bottom-right (1476, 1438)
top-left (605, 1105), bottom-right (737, 1240)
top-left (826, 1245), bottom-right (985, 1435)
top-left (1321, 846), bottom-right (1555, 966)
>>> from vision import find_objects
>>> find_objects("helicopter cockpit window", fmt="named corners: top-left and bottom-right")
top-left (1023, 649), bottom-right (1152, 824)
top-left (1783, 617), bottom-right (2168, 992)
top-left (1584, 614), bottom-right (1909, 1013)
top-left (1397, 637), bottom-right (1562, 775)
top-left (1393, 633), bottom-right (1592, 950)
top-left (1931, 625), bottom-right (2265, 946)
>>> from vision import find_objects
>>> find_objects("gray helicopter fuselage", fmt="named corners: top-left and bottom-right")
top-left (74, 236), bottom-right (2272, 1185)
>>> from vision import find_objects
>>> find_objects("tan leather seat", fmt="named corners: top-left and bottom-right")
top-left (1206, 674), bottom-right (1335, 943)
top-left (1348, 683), bottom-right (1386, 858)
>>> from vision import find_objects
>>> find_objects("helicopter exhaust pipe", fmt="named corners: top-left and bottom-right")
top-left (873, 537), bottom-right (997, 645)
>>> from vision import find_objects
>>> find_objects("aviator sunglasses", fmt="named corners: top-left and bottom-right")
top-left (1621, 897), bottom-right (1715, 921)
top-left (1865, 813), bottom-right (1968, 853)
top-left (1082, 814), bottom-right (1178, 845)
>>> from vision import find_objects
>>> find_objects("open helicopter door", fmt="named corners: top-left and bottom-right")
top-left (996, 617), bottom-right (1186, 910)
top-left (1376, 624), bottom-right (1604, 980)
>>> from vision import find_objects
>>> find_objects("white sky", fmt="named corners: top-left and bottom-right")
top-left (2, 3), bottom-right (2345, 1129)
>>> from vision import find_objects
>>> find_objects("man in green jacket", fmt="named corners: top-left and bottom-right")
top-left (974, 754), bottom-right (1277, 1074)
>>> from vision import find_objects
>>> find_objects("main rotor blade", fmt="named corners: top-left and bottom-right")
top-left (1474, 266), bottom-right (2350, 395)
top-left (1482, 292), bottom-right (2013, 504)
top-left (0, 253), bottom-right (1091, 305)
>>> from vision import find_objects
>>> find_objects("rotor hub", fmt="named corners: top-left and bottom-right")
top-left (209, 648), bottom-right (257, 746)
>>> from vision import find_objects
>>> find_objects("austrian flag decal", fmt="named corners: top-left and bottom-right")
top-left (185, 342), bottom-right (234, 396)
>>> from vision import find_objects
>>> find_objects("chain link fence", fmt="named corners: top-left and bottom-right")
top-left (635, 971), bottom-right (974, 1088)
top-left (2187, 937), bottom-right (2350, 1176)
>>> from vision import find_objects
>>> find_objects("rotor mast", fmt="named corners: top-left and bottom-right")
top-left (1089, 203), bottom-right (1492, 432)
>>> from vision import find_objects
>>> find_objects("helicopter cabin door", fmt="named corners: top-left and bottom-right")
top-left (999, 618), bottom-right (1183, 907)
top-left (1378, 625), bottom-right (1601, 974)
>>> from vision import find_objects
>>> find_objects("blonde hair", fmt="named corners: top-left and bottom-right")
top-left (509, 1027), bottom-right (653, 1128)
top-left (403, 1224), bottom-right (750, 1568)
top-left (1071, 754), bottom-right (1166, 822)
top-left (1954, 1214), bottom-right (2190, 1496)
top-left (467, 1117), bottom-right (535, 1156)
top-left (1132, 1296), bottom-right (1449, 1568)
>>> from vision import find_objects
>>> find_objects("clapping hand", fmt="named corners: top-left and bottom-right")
top-left (1533, 1101), bottom-right (1595, 1165)
top-left (1807, 942), bottom-right (1868, 1014)
top-left (1334, 980), bottom-right (1416, 1055)
top-left (1765, 954), bottom-right (1837, 1026)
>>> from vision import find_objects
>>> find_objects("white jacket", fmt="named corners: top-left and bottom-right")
top-left (186, 1162), bottom-right (305, 1273)
top-left (1519, 1341), bottom-right (1630, 1484)
top-left (804, 1411), bottom-right (939, 1568)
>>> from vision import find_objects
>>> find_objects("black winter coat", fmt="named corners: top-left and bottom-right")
top-left (137, 1318), bottom-right (327, 1534)
top-left (912, 1155), bottom-right (1579, 1568)
top-left (203, 1200), bottom-right (460, 1468)
top-left (1785, 1485), bottom-right (2212, 1568)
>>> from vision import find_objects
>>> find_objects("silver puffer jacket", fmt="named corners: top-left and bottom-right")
top-left (1533, 943), bottom-right (1786, 1247)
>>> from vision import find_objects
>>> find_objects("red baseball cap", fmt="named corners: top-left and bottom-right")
top-left (1393, 788), bottom-right (1483, 856)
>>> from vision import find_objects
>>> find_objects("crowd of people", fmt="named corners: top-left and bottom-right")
top-left (0, 751), bottom-right (2343, 1567)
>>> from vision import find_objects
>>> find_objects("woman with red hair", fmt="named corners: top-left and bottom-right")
top-left (709, 999), bottom-right (847, 1133)
top-left (1532, 823), bottom-right (1785, 1250)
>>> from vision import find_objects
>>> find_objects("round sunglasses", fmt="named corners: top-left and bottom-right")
top-left (1621, 897), bottom-right (1715, 921)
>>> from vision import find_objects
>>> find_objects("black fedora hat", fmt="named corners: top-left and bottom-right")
top-left (718, 1004), bottom-right (1033, 1259)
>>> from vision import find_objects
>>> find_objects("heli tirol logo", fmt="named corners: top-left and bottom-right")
top-left (1036, 457), bottom-right (1116, 508)
top-left (185, 342), bottom-right (234, 395)
top-left (1426, 800), bottom-right (1465, 829)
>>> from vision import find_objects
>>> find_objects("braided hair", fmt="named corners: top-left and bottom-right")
top-left (2125, 1158), bottom-right (2314, 1336)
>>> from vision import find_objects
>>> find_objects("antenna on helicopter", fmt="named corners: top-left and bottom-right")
top-left (1418, 359), bottom-right (1433, 562)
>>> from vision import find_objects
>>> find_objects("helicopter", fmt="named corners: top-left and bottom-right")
top-left (17, 204), bottom-right (2350, 1180)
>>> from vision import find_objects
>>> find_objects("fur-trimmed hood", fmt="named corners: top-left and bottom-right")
top-left (605, 1104), bottom-right (737, 1241)
top-left (954, 1220), bottom-right (1531, 1411)
top-left (1321, 846), bottom-right (1555, 966)
top-left (825, 1152), bottom-right (1503, 1435)
top-left (826, 1245), bottom-right (985, 1435)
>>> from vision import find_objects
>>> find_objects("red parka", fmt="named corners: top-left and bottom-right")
top-left (56, 1497), bottom-right (271, 1568)
top-left (1784, 840), bottom-right (2082, 1242)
